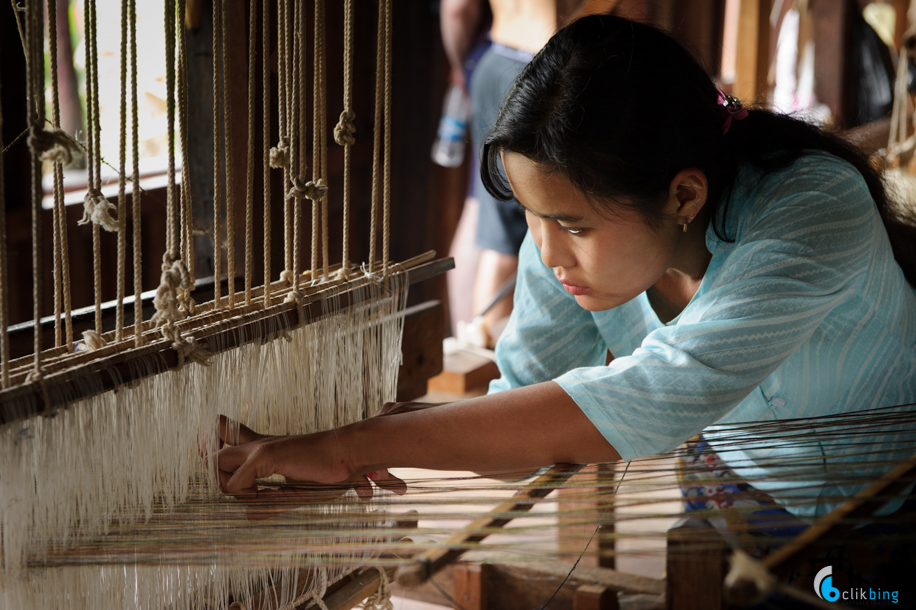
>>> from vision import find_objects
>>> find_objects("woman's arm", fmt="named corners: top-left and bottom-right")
top-left (216, 381), bottom-right (619, 497)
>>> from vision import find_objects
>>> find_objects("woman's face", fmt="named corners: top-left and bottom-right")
top-left (503, 152), bottom-right (688, 312)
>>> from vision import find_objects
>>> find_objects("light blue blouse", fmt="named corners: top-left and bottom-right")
top-left (489, 152), bottom-right (916, 517)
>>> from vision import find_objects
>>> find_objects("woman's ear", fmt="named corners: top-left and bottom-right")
top-left (665, 168), bottom-right (708, 224)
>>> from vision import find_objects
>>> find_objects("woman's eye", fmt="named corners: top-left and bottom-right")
top-left (560, 225), bottom-right (585, 235)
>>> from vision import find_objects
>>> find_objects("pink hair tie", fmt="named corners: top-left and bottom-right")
top-left (717, 89), bottom-right (748, 134)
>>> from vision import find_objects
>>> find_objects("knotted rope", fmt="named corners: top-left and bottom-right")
top-left (335, 0), bottom-right (355, 281)
top-left (287, 178), bottom-right (328, 203)
top-left (334, 110), bottom-right (356, 146)
top-left (78, 189), bottom-right (119, 232)
top-left (77, 330), bottom-right (108, 352)
top-left (269, 137), bottom-right (289, 168)
top-left (151, 252), bottom-right (208, 367)
top-left (27, 125), bottom-right (79, 165)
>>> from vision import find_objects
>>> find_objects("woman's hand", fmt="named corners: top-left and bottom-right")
top-left (210, 415), bottom-right (406, 507)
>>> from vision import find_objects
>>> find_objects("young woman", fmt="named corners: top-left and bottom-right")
top-left (214, 16), bottom-right (916, 525)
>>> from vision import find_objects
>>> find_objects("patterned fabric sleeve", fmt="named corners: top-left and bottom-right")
top-left (555, 156), bottom-right (886, 461)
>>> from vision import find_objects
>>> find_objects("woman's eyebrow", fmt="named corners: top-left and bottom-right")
top-left (516, 201), bottom-right (586, 223)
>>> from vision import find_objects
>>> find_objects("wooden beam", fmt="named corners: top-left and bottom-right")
top-left (396, 300), bottom-right (445, 401)
top-left (0, 255), bottom-right (453, 425)
top-left (665, 517), bottom-right (729, 610)
top-left (392, 560), bottom-right (665, 609)
top-left (812, 0), bottom-right (853, 127)
top-left (453, 564), bottom-right (488, 610)
top-left (574, 584), bottom-right (619, 610)
top-left (733, 0), bottom-right (771, 104)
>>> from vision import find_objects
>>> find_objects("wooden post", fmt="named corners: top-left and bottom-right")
top-left (733, 0), bottom-right (771, 104)
top-left (665, 517), bottom-right (729, 610)
top-left (453, 564), bottom-right (488, 610)
top-left (574, 584), bottom-right (620, 610)
top-left (812, 0), bottom-right (853, 127)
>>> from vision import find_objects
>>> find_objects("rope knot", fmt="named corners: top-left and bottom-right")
top-left (78, 189), bottom-right (119, 232)
top-left (284, 290), bottom-right (303, 304)
top-left (160, 323), bottom-right (211, 368)
top-left (279, 269), bottom-right (294, 285)
top-left (334, 110), bottom-right (357, 146)
top-left (305, 179), bottom-right (328, 201)
top-left (269, 137), bottom-right (290, 168)
top-left (286, 178), bottom-right (309, 201)
top-left (28, 125), bottom-right (79, 165)
top-left (76, 330), bottom-right (108, 352)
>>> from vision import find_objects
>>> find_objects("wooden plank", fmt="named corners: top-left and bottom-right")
top-left (733, 0), bottom-right (770, 103)
top-left (396, 300), bottom-right (444, 401)
top-left (574, 584), bottom-right (619, 610)
top-left (665, 517), bottom-right (728, 610)
top-left (392, 560), bottom-right (664, 609)
top-left (453, 564), bottom-right (488, 610)
top-left (427, 349), bottom-right (500, 394)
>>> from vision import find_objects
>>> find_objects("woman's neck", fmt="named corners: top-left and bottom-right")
top-left (647, 212), bottom-right (713, 323)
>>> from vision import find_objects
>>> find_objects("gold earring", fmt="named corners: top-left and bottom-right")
top-left (682, 215), bottom-right (695, 232)
top-left (682, 222), bottom-right (688, 233)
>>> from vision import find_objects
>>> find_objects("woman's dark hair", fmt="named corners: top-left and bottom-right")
top-left (481, 15), bottom-right (916, 286)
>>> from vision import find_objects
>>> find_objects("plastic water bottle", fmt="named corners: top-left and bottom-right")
top-left (431, 84), bottom-right (471, 167)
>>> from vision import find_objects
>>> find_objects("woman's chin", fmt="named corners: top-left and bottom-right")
top-left (574, 293), bottom-right (627, 312)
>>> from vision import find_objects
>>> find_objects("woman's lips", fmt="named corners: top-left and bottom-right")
top-left (558, 280), bottom-right (591, 295)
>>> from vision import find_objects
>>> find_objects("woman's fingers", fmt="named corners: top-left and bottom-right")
top-left (367, 468), bottom-right (407, 495)
top-left (217, 444), bottom-right (272, 495)
top-left (217, 414), bottom-right (265, 446)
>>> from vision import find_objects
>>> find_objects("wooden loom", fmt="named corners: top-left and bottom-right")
top-left (2, 2), bottom-right (916, 610)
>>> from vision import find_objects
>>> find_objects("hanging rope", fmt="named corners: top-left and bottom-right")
top-left (212, 0), bottom-right (223, 308)
top-left (245, 0), bottom-right (256, 305)
top-left (25, 0), bottom-right (45, 377)
top-left (284, 0), bottom-right (306, 304)
top-left (382, 0), bottom-right (392, 277)
top-left (48, 0), bottom-right (64, 348)
top-left (318, 0), bottom-right (330, 281)
top-left (0, 24), bottom-right (8, 387)
top-left (177, 0), bottom-right (195, 300)
top-left (368, 1), bottom-right (383, 274)
top-left (310, 0), bottom-right (323, 280)
top-left (222, 0), bottom-right (236, 308)
top-left (129, 0), bottom-right (142, 347)
top-left (279, 0), bottom-right (294, 287)
top-left (335, 0), bottom-right (355, 281)
top-left (116, 0), bottom-right (129, 341)
top-left (269, 0), bottom-right (289, 171)
top-left (262, 0), bottom-right (271, 306)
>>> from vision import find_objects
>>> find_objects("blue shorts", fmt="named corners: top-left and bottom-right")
top-left (470, 43), bottom-right (532, 255)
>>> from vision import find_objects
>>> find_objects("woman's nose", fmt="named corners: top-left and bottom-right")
top-left (539, 226), bottom-right (575, 269)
